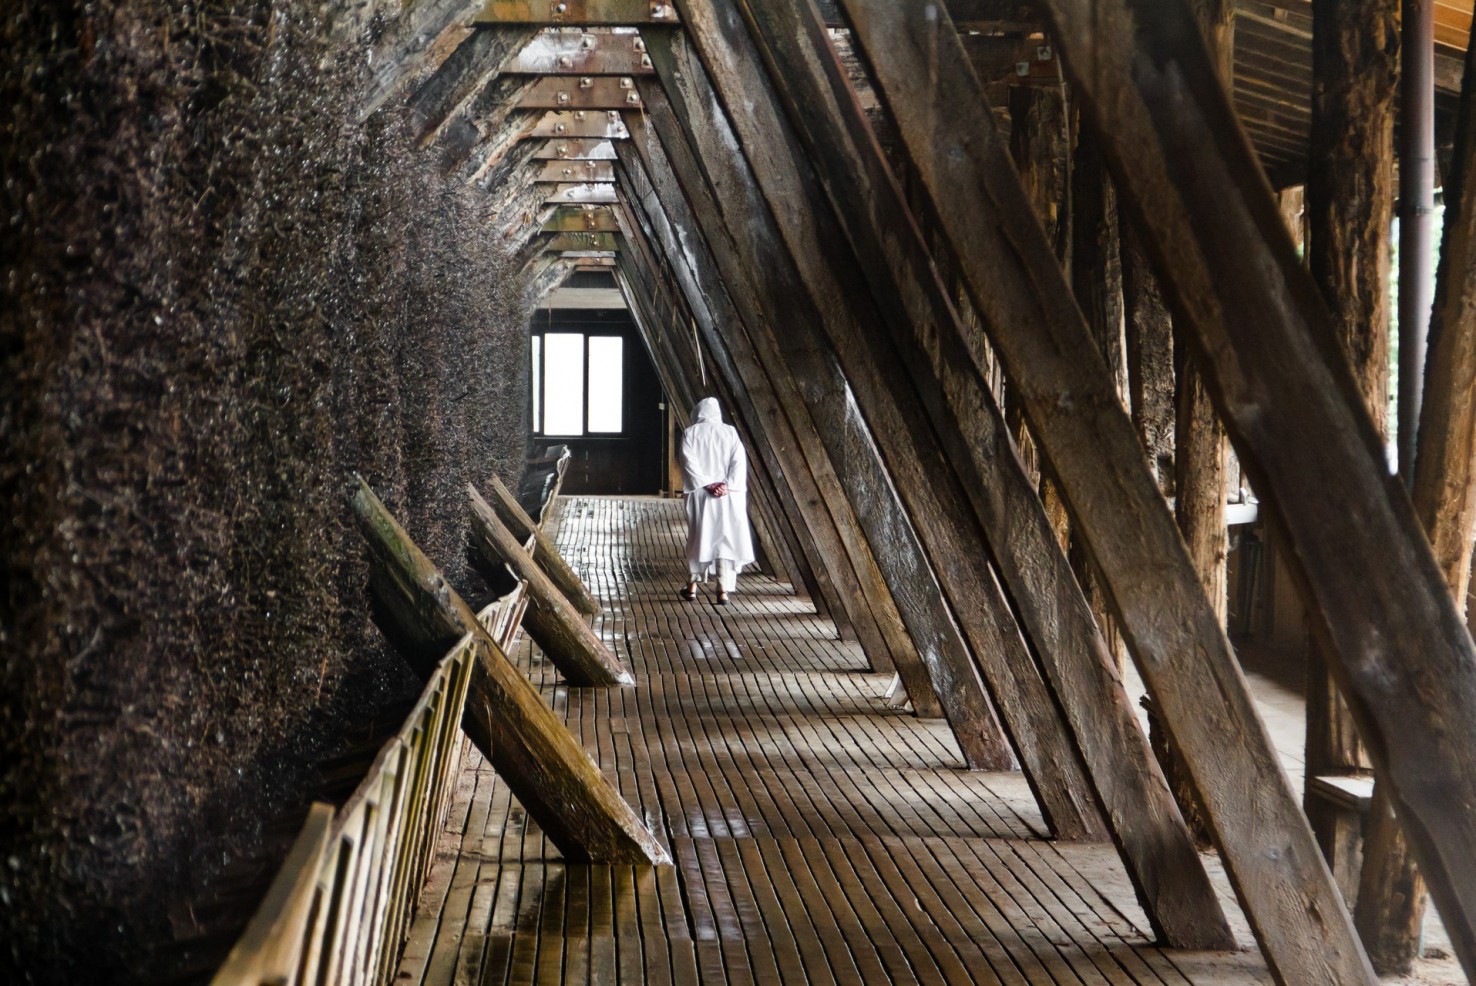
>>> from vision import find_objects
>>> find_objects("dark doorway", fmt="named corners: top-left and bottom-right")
top-left (530, 275), bottom-right (666, 495)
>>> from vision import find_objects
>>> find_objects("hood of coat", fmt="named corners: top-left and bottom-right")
top-left (692, 397), bottom-right (723, 424)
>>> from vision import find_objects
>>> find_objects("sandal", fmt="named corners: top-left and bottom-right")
top-left (679, 584), bottom-right (698, 601)
top-left (716, 591), bottom-right (730, 606)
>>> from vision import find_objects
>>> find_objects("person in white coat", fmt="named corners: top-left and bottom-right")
top-left (679, 397), bottom-right (755, 605)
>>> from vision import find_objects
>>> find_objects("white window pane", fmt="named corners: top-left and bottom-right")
top-left (531, 336), bottom-right (542, 433)
top-left (543, 333), bottom-right (585, 435)
top-left (587, 336), bottom-right (624, 433)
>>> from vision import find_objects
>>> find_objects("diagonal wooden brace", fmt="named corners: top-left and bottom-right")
top-left (485, 473), bottom-right (603, 618)
top-left (467, 484), bottom-right (631, 685)
top-left (352, 477), bottom-right (666, 864)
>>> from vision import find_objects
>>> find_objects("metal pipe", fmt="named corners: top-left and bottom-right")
top-left (1399, 0), bottom-right (1436, 482)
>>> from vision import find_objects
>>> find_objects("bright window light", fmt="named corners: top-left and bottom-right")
top-left (587, 336), bottom-right (624, 433)
top-left (530, 335), bottom-right (542, 433)
top-left (543, 333), bottom-right (585, 435)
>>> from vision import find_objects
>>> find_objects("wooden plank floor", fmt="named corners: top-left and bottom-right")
top-left (395, 495), bottom-right (1285, 986)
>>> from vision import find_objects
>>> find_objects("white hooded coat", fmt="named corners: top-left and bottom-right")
top-left (681, 398), bottom-right (755, 577)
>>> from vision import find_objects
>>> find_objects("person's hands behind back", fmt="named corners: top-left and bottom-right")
top-left (704, 482), bottom-right (728, 498)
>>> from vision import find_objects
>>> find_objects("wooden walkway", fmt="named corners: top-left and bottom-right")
top-left (395, 495), bottom-right (1279, 986)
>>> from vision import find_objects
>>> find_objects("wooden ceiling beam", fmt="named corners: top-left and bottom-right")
top-left (542, 182), bottom-right (618, 203)
top-left (529, 109), bottom-right (630, 138)
top-left (517, 75), bottom-right (643, 109)
top-left (473, 0), bottom-right (679, 25)
top-left (542, 204), bottom-right (620, 231)
top-left (536, 159), bottom-right (616, 182)
top-left (530, 137), bottom-right (618, 158)
top-left (544, 231), bottom-right (621, 251)
top-left (506, 28), bottom-right (654, 73)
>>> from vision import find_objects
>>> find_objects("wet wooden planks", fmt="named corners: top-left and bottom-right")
top-left (395, 496), bottom-right (1271, 986)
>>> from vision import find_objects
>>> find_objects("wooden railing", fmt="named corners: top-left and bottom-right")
top-left (210, 587), bottom-right (525, 986)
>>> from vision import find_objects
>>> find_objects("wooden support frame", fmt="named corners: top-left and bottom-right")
top-left (536, 160), bottom-right (616, 183)
top-left (1027, 1), bottom-right (1476, 979)
top-left (542, 205), bottom-right (619, 233)
top-left (529, 110), bottom-right (630, 139)
top-left (637, 28), bottom-right (1117, 841)
top-left (615, 246), bottom-right (821, 609)
top-left (834, 1), bottom-right (1380, 980)
top-left (615, 128), bottom-right (1026, 749)
top-left (360, 0), bottom-right (486, 120)
top-left (473, 0), bottom-right (681, 26)
top-left (466, 486), bottom-right (630, 684)
top-left (542, 182), bottom-right (618, 204)
top-left (351, 479), bottom-right (668, 864)
top-left (614, 188), bottom-right (896, 660)
top-left (665, 3), bottom-right (1233, 948)
top-left (531, 137), bottom-right (618, 159)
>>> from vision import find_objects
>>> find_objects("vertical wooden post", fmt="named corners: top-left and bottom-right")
top-left (1304, 0), bottom-right (1397, 914)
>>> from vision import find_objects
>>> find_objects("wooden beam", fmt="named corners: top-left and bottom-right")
top-left (542, 182), bottom-right (618, 204)
top-left (543, 231), bottom-right (620, 251)
top-left (1039, 0), bottom-right (1476, 978)
top-left (1303, 0), bottom-right (1393, 913)
top-left (431, 74), bottom-right (537, 176)
top-left (532, 137), bottom-right (618, 159)
top-left (542, 204), bottom-right (619, 231)
top-left (640, 27), bottom-right (1117, 840)
top-left (473, 0), bottom-right (680, 25)
top-left (405, 26), bottom-right (542, 145)
top-left (536, 159), bottom-right (616, 182)
top-left (701, 0), bottom-right (1235, 948)
top-left (351, 478), bottom-right (668, 864)
top-left (483, 473), bottom-right (602, 617)
top-left (465, 486), bottom-right (629, 684)
top-left (518, 75), bottom-right (643, 109)
top-left (361, 0), bottom-right (485, 119)
top-left (614, 188), bottom-right (913, 679)
top-left (529, 109), bottom-right (629, 139)
top-left (838, 2), bottom-right (1382, 981)
top-left (507, 29), bottom-right (655, 74)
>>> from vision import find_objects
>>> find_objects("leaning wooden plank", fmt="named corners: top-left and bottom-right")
top-left (211, 802), bottom-right (334, 986)
top-left (834, 1), bottom-right (1379, 982)
top-left (351, 477), bottom-right (669, 864)
top-left (1030, 1), bottom-right (1476, 980)
top-left (671, 0), bottom-right (1230, 948)
top-left (466, 484), bottom-right (630, 685)
top-left (485, 473), bottom-right (602, 617)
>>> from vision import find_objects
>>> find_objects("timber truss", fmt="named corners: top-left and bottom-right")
top-left (362, 2), bottom-right (1476, 984)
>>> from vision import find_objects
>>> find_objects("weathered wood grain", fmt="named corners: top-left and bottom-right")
top-left (485, 473), bottom-right (602, 618)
